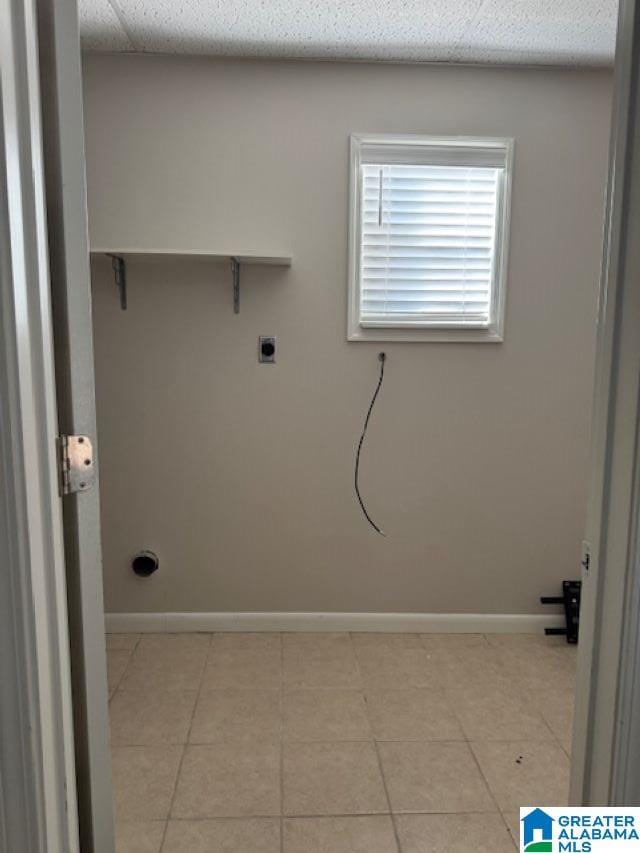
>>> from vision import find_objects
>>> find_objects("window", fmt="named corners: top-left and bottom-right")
top-left (348, 134), bottom-right (513, 342)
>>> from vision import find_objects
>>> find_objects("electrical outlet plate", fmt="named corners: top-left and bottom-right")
top-left (259, 336), bottom-right (276, 363)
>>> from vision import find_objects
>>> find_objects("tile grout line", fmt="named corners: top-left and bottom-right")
top-left (158, 632), bottom-right (213, 852)
top-left (162, 808), bottom-right (518, 821)
top-left (488, 636), bottom-right (575, 834)
top-left (468, 638), bottom-right (521, 851)
top-left (111, 647), bottom-right (134, 696)
top-left (350, 633), bottom-right (404, 853)
top-left (435, 633), bottom-right (518, 850)
top-left (106, 639), bottom-right (137, 842)
top-left (465, 725), bottom-right (519, 849)
top-left (107, 633), bottom-right (144, 698)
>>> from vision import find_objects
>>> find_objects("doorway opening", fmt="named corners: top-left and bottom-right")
top-left (57, 1), bottom-right (625, 849)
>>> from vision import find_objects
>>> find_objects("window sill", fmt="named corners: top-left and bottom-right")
top-left (347, 324), bottom-right (504, 343)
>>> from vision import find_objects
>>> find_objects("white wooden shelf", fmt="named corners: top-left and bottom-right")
top-left (90, 248), bottom-right (292, 265)
top-left (90, 248), bottom-right (292, 312)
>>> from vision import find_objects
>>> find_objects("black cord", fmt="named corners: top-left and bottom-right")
top-left (355, 352), bottom-right (387, 536)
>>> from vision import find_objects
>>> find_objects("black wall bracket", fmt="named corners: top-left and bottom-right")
top-left (541, 580), bottom-right (581, 644)
top-left (231, 256), bottom-right (240, 314)
top-left (108, 254), bottom-right (127, 310)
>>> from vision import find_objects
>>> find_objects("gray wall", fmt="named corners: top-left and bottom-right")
top-left (82, 54), bottom-right (612, 615)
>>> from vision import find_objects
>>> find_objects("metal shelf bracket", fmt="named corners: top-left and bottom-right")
top-left (108, 254), bottom-right (127, 310)
top-left (231, 256), bottom-right (240, 314)
top-left (100, 252), bottom-right (272, 314)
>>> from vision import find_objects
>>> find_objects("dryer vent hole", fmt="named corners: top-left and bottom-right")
top-left (131, 551), bottom-right (159, 577)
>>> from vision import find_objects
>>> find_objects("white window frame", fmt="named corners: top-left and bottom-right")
top-left (347, 133), bottom-right (514, 343)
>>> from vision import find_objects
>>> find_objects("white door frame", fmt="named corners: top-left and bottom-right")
top-left (603, 0), bottom-right (640, 806)
top-left (570, 0), bottom-right (640, 806)
top-left (0, 0), bottom-right (80, 849)
top-left (36, 0), bottom-right (115, 847)
top-left (3, 0), bottom-right (640, 846)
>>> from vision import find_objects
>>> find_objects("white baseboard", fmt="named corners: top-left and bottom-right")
top-left (105, 611), bottom-right (565, 634)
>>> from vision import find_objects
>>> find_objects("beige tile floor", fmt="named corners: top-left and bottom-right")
top-left (106, 631), bottom-right (576, 852)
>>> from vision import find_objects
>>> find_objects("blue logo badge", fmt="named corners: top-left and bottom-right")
top-left (522, 808), bottom-right (554, 852)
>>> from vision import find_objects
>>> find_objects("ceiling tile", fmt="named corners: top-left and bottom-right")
top-left (79, 0), bottom-right (135, 51)
top-left (98, 0), bottom-right (484, 60)
top-left (452, 0), bottom-right (617, 64)
top-left (79, 0), bottom-right (618, 65)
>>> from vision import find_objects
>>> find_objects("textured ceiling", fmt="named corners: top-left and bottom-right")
top-left (79, 0), bottom-right (618, 65)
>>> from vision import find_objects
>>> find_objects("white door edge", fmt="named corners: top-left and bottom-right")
top-left (0, 0), bottom-right (79, 848)
top-left (570, 0), bottom-right (640, 806)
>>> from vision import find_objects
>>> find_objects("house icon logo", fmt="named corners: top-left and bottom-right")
top-left (521, 808), bottom-right (554, 852)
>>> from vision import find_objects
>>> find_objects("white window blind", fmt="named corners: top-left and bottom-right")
top-left (360, 164), bottom-right (500, 327)
top-left (349, 135), bottom-right (513, 343)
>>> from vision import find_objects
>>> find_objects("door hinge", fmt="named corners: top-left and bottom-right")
top-left (57, 435), bottom-right (95, 496)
